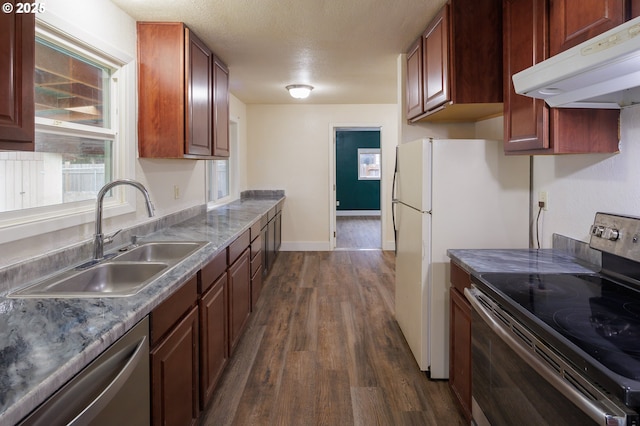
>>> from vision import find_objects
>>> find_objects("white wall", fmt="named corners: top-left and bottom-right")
top-left (246, 104), bottom-right (398, 250)
top-left (533, 105), bottom-right (640, 247)
top-left (230, 95), bottom-right (249, 194)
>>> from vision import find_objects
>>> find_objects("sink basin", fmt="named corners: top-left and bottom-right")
top-left (8, 262), bottom-right (168, 298)
top-left (8, 241), bottom-right (207, 298)
top-left (115, 241), bottom-right (205, 262)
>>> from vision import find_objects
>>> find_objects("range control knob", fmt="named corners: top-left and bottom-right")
top-left (591, 225), bottom-right (605, 237)
top-left (602, 228), bottom-right (620, 241)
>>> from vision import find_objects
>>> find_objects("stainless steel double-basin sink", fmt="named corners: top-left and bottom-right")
top-left (8, 241), bottom-right (207, 298)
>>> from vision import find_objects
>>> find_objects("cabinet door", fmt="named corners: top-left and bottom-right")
top-left (185, 29), bottom-right (213, 157)
top-left (274, 212), bottom-right (282, 253)
top-left (151, 307), bottom-right (199, 426)
top-left (550, 0), bottom-right (625, 55)
top-left (422, 5), bottom-right (449, 112)
top-left (228, 248), bottom-right (251, 354)
top-left (503, 0), bottom-right (549, 152)
top-left (406, 38), bottom-right (423, 119)
top-left (199, 272), bottom-right (228, 408)
top-left (251, 264), bottom-right (263, 310)
top-left (261, 224), bottom-right (269, 276)
top-left (449, 287), bottom-right (472, 422)
top-left (213, 56), bottom-right (230, 157)
top-left (0, 10), bottom-right (34, 150)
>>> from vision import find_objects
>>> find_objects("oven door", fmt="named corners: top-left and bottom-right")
top-left (465, 286), bottom-right (634, 426)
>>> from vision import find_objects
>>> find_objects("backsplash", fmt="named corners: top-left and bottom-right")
top-left (241, 190), bottom-right (285, 199)
top-left (552, 233), bottom-right (601, 267)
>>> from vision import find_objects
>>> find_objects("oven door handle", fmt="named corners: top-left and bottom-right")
top-left (464, 287), bottom-right (628, 426)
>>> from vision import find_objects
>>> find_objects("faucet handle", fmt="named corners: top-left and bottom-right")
top-left (104, 229), bottom-right (122, 245)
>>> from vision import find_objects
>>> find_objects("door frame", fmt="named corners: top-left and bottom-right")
top-left (329, 124), bottom-right (383, 250)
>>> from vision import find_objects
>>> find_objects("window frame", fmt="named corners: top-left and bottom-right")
top-left (357, 148), bottom-right (381, 181)
top-left (206, 120), bottom-right (238, 209)
top-left (0, 17), bottom-right (136, 244)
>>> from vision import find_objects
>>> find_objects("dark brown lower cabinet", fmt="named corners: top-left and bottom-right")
top-left (199, 271), bottom-right (228, 408)
top-left (449, 261), bottom-right (472, 422)
top-left (251, 264), bottom-right (263, 310)
top-left (150, 276), bottom-right (199, 426)
top-left (151, 307), bottom-right (199, 426)
top-left (228, 248), bottom-right (251, 354)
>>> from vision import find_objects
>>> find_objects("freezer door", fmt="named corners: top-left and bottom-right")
top-left (395, 202), bottom-right (431, 371)
top-left (396, 139), bottom-right (431, 212)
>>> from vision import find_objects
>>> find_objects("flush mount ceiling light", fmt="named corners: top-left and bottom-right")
top-left (286, 84), bottom-right (314, 99)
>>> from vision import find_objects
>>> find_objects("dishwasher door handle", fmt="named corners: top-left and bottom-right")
top-left (68, 335), bottom-right (147, 425)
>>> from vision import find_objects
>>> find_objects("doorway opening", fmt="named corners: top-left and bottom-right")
top-left (333, 128), bottom-right (382, 250)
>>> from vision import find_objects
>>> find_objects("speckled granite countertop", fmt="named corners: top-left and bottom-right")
top-left (0, 195), bottom-right (283, 425)
top-left (447, 248), bottom-right (599, 277)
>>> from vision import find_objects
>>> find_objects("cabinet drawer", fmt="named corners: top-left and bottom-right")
top-left (450, 261), bottom-right (471, 294)
top-left (228, 229), bottom-right (250, 265)
top-left (200, 249), bottom-right (227, 294)
top-left (250, 220), bottom-right (261, 242)
top-left (251, 250), bottom-right (262, 276)
top-left (251, 234), bottom-right (262, 260)
top-left (151, 275), bottom-right (198, 346)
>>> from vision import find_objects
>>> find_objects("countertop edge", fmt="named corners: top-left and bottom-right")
top-left (447, 248), bottom-right (600, 278)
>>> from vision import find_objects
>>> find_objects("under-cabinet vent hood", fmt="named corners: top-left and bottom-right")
top-left (513, 16), bottom-right (640, 109)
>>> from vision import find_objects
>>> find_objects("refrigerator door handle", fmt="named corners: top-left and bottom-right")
top-left (392, 146), bottom-right (399, 254)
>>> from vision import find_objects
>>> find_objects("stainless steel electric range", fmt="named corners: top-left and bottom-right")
top-left (467, 213), bottom-right (640, 426)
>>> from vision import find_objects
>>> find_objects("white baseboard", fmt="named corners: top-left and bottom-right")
top-left (279, 241), bottom-right (396, 252)
top-left (280, 241), bottom-right (332, 251)
top-left (336, 210), bottom-right (381, 217)
top-left (383, 240), bottom-right (396, 251)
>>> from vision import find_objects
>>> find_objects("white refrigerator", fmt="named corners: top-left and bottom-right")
top-left (392, 138), bottom-right (529, 378)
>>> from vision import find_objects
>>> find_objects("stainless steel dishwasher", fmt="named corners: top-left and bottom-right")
top-left (19, 316), bottom-right (150, 426)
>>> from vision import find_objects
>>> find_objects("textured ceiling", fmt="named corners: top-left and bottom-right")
top-left (110, 0), bottom-right (446, 104)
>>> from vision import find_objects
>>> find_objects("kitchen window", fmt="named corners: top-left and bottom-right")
top-left (206, 121), bottom-right (237, 206)
top-left (207, 159), bottom-right (229, 203)
top-left (0, 20), bottom-right (135, 240)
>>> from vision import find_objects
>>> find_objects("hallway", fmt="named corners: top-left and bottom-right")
top-left (201, 251), bottom-right (465, 425)
top-left (336, 216), bottom-right (381, 249)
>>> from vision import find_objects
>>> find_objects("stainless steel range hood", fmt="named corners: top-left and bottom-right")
top-left (512, 16), bottom-right (640, 109)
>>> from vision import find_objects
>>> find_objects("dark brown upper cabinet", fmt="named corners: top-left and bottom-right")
top-left (503, 0), bottom-right (621, 155)
top-left (550, 0), bottom-right (625, 56)
top-left (212, 56), bottom-right (229, 157)
top-left (137, 22), bottom-right (229, 159)
top-left (0, 11), bottom-right (35, 150)
top-left (406, 0), bottom-right (504, 123)
top-left (406, 38), bottom-right (424, 119)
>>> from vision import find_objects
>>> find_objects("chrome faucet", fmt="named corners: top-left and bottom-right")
top-left (93, 179), bottom-right (155, 261)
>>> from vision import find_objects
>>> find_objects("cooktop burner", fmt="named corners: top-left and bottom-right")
top-left (479, 272), bottom-right (640, 381)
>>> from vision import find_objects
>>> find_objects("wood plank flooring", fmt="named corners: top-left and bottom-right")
top-left (336, 216), bottom-right (381, 249)
top-left (200, 251), bottom-right (466, 425)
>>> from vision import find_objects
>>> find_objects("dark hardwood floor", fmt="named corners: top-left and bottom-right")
top-left (336, 216), bottom-right (381, 249)
top-left (200, 251), bottom-right (465, 425)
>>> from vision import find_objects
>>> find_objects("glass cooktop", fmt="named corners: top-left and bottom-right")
top-left (478, 272), bottom-right (640, 382)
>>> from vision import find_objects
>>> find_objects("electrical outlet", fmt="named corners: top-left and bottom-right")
top-left (173, 185), bottom-right (180, 200)
top-left (538, 191), bottom-right (549, 211)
